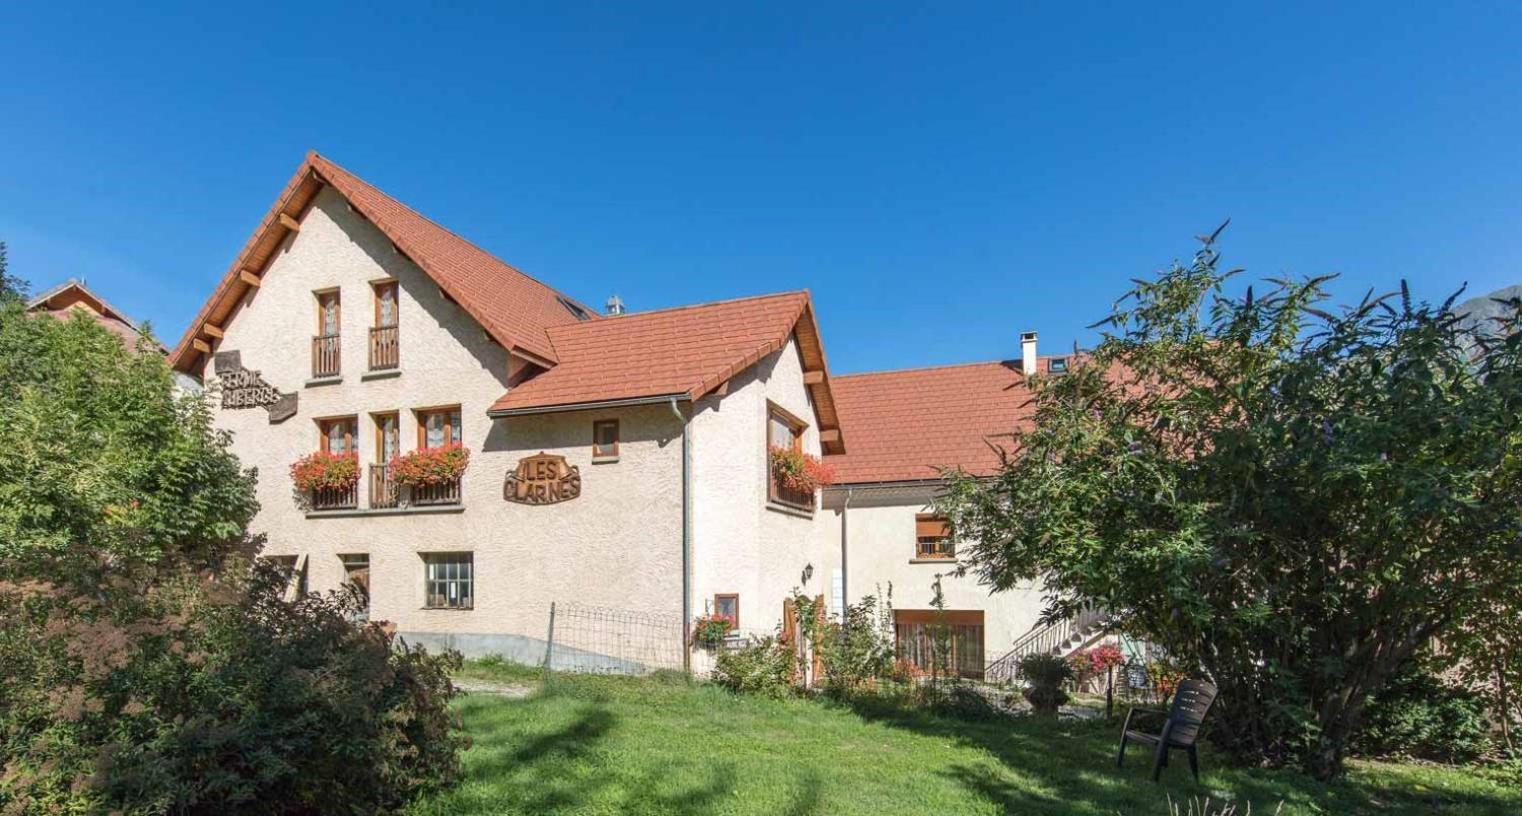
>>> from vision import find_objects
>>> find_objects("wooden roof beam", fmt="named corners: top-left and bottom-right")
top-left (803, 370), bottom-right (825, 385)
top-left (278, 212), bottom-right (301, 231)
top-left (191, 338), bottom-right (212, 354)
top-left (201, 324), bottom-right (225, 339)
top-left (239, 269), bottom-right (261, 287)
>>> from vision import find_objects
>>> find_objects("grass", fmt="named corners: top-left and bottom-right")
top-left (409, 666), bottom-right (1521, 816)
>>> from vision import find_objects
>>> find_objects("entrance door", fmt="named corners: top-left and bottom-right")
top-left (894, 609), bottom-right (986, 680)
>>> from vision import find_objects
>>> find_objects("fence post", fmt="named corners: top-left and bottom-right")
top-left (543, 601), bottom-right (557, 673)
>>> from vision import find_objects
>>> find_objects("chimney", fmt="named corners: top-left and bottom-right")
top-left (605, 295), bottom-right (625, 316)
top-left (1021, 331), bottom-right (1038, 375)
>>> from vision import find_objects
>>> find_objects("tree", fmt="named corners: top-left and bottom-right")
top-left (937, 228), bottom-right (1522, 779)
top-left (0, 296), bottom-right (467, 812)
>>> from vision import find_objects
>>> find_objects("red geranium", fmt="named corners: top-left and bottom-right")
top-left (768, 446), bottom-right (834, 493)
top-left (290, 450), bottom-right (360, 492)
top-left (389, 444), bottom-right (470, 487)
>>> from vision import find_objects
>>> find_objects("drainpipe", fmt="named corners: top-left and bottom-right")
top-left (840, 486), bottom-right (854, 619)
top-left (670, 396), bottom-right (692, 673)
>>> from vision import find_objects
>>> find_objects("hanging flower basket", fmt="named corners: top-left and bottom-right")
top-left (289, 451), bottom-right (360, 492)
top-left (693, 614), bottom-right (732, 650)
top-left (768, 446), bottom-right (834, 494)
top-left (390, 445), bottom-right (471, 488)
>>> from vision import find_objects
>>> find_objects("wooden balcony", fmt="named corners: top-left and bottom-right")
top-left (411, 477), bottom-right (462, 506)
top-left (369, 325), bottom-right (399, 371)
top-left (311, 483), bottom-right (357, 511)
top-left (312, 333), bottom-right (341, 378)
top-left (369, 464), bottom-right (400, 509)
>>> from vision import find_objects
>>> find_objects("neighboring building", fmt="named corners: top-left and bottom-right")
top-left (169, 152), bottom-right (1075, 677)
top-left (27, 278), bottom-right (164, 352)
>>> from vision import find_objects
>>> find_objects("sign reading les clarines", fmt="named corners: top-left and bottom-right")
top-left (504, 452), bottom-right (582, 504)
top-left (213, 351), bottom-right (297, 423)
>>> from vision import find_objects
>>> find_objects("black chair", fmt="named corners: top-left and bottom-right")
top-left (1116, 679), bottom-right (1218, 782)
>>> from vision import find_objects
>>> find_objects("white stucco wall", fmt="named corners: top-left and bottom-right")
top-left (205, 186), bottom-right (684, 662)
top-left (688, 336), bottom-right (841, 642)
top-left (823, 487), bottom-right (1047, 667)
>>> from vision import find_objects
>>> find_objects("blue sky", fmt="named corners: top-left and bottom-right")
top-left (4, 2), bottom-right (1521, 373)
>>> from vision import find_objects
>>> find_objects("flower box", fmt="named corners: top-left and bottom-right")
top-left (289, 451), bottom-right (360, 492)
top-left (389, 445), bottom-right (470, 488)
top-left (768, 446), bottom-right (834, 495)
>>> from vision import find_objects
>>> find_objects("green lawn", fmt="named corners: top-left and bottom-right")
top-left (409, 667), bottom-right (1520, 816)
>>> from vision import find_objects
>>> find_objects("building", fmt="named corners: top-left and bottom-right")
top-left (28, 278), bottom-right (164, 352)
top-left (170, 153), bottom-right (1075, 677)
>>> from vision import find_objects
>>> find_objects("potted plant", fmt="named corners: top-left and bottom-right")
top-left (389, 444), bottom-right (471, 488)
top-left (693, 614), bottom-right (732, 650)
top-left (1018, 653), bottom-right (1073, 715)
top-left (289, 450), bottom-right (360, 493)
top-left (768, 446), bottom-right (834, 494)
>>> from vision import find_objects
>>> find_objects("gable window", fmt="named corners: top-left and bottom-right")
top-left (317, 416), bottom-right (357, 454)
top-left (593, 419), bottom-right (620, 461)
top-left (417, 406), bottom-right (462, 449)
top-left (915, 515), bottom-right (955, 559)
top-left (341, 554), bottom-right (370, 620)
top-left (423, 553), bottom-right (473, 610)
top-left (312, 289), bottom-right (341, 378)
top-left (766, 403), bottom-right (812, 509)
top-left (370, 280), bottom-right (399, 370)
top-left (714, 594), bottom-right (739, 629)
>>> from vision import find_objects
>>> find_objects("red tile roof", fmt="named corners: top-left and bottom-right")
top-left (826, 360), bottom-right (1038, 484)
top-left (489, 290), bottom-right (846, 453)
top-left (172, 152), bottom-right (593, 371)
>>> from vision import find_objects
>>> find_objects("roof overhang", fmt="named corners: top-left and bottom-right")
top-left (486, 393), bottom-right (689, 417)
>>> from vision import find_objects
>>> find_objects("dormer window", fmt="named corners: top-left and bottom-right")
top-left (1048, 357), bottom-right (1068, 374)
top-left (558, 295), bottom-right (591, 321)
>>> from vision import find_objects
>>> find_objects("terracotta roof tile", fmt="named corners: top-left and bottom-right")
top-left (827, 359), bottom-right (1040, 484)
top-left (491, 290), bottom-right (808, 408)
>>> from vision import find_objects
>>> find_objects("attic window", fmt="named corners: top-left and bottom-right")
top-left (558, 296), bottom-right (591, 321)
top-left (1048, 357), bottom-right (1068, 374)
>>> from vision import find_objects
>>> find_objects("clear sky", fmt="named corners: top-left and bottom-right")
top-left (3, 2), bottom-right (1520, 374)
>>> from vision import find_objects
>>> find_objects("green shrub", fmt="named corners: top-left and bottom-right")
top-left (0, 561), bottom-right (468, 815)
top-left (712, 637), bottom-right (795, 699)
top-left (816, 589), bottom-right (896, 692)
top-left (1019, 653), bottom-right (1073, 714)
top-left (1351, 665), bottom-right (1492, 763)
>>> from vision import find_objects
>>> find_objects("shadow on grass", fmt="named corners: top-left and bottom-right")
top-left (825, 691), bottom-right (1517, 816)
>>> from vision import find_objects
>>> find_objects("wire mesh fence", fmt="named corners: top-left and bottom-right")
top-left (544, 602), bottom-right (687, 675)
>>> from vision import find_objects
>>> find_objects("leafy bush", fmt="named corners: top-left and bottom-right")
top-left (815, 588), bottom-right (896, 692)
top-left (1351, 665), bottom-right (1492, 763)
top-left (712, 637), bottom-right (795, 699)
top-left (0, 562), bottom-right (468, 814)
top-left (289, 449), bottom-right (360, 491)
top-left (1020, 653), bottom-right (1073, 714)
top-left (391, 444), bottom-right (470, 487)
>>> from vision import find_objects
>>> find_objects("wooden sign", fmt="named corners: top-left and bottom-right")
top-left (504, 452), bottom-right (582, 504)
top-left (212, 351), bottom-right (297, 423)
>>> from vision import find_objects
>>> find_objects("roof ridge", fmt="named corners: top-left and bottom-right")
top-left (834, 359), bottom-right (1018, 379)
top-left (309, 152), bottom-right (598, 317)
top-left (593, 289), bottom-right (809, 321)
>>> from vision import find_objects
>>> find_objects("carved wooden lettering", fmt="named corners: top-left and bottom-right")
top-left (211, 350), bottom-right (297, 424)
top-left (504, 452), bottom-right (582, 504)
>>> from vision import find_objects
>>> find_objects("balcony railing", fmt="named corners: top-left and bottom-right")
top-left (312, 333), bottom-right (341, 378)
top-left (369, 325), bottom-right (399, 371)
top-left (311, 483), bottom-right (357, 511)
top-left (411, 477), bottom-right (462, 506)
top-left (369, 464), bottom-right (400, 509)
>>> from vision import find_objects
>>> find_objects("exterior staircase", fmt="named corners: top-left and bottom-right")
top-left (984, 606), bottom-right (1110, 684)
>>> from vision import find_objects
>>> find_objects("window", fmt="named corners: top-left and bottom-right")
top-left (341, 554), bottom-right (370, 620)
top-left (894, 610), bottom-right (985, 680)
top-left (593, 419), bottom-right (620, 460)
top-left (316, 289), bottom-right (341, 336)
top-left (416, 406), bottom-right (462, 449)
top-left (766, 403), bottom-right (811, 508)
top-left (557, 295), bottom-right (591, 321)
top-left (374, 412), bottom-right (400, 463)
top-left (423, 553), bottom-right (473, 609)
top-left (373, 281), bottom-right (398, 327)
top-left (263, 554), bottom-right (308, 598)
top-left (1048, 357), bottom-right (1068, 374)
top-left (915, 515), bottom-right (955, 559)
top-left (317, 416), bottom-right (357, 454)
top-left (714, 594), bottom-right (739, 629)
